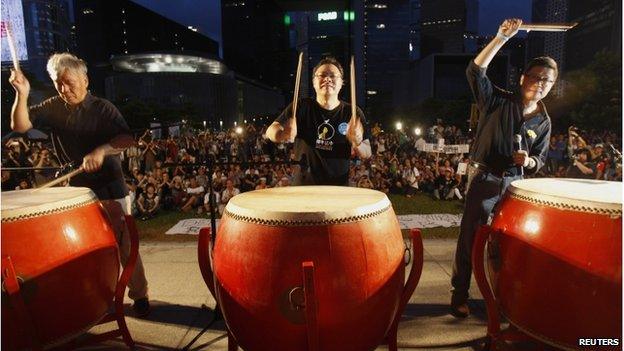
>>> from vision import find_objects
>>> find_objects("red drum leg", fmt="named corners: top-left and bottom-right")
top-left (384, 228), bottom-right (424, 351)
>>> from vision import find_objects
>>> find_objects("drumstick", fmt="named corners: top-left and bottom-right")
top-left (35, 167), bottom-right (84, 190)
top-left (292, 52), bottom-right (303, 119)
top-left (350, 56), bottom-right (356, 119)
top-left (519, 22), bottom-right (578, 32)
top-left (4, 22), bottom-right (21, 71)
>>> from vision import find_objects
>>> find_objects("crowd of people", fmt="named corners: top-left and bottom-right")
top-left (2, 120), bottom-right (621, 220)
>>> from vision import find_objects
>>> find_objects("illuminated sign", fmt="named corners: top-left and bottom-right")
top-left (318, 12), bottom-right (338, 21)
top-left (1, 0), bottom-right (28, 63)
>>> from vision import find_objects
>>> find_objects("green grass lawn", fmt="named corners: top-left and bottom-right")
top-left (136, 192), bottom-right (464, 242)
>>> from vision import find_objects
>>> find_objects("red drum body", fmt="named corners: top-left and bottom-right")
top-left (213, 186), bottom-right (405, 351)
top-left (2, 188), bottom-right (120, 350)
top-left (487, 179), bottom-right (621, 349)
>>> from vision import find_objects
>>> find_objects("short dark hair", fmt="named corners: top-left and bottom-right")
top-left (575, 148), bottom-right (591, 159)
top-left (313, 57), bottom-right (344, 78)
top-left (524, 56), bottom-right (558, 78)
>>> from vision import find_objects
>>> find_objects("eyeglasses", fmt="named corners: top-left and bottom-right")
top-left (314, 73), bottom-right (342, 80)
top-left (526, 74), bottom-right (555, 84)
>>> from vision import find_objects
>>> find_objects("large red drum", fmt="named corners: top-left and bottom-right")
top-left (480, 179), bottom-right (621, 349)
top-left (209, 186), bottom-right (408, 351)
top-left (1, 187), bottom-right (120, 350)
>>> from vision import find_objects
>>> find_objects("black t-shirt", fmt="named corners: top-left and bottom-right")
top-left (275, 98), bottom-right (369, 185)
top-left (29, 94), bottom-right (130, 200)
top-left (565, 161), bottom-right (596, 179)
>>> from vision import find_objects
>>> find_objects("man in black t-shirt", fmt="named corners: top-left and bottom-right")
top-left (266, 57), bottom-right (372, 185)
top-left (9, 53), bottom-right (150, 317)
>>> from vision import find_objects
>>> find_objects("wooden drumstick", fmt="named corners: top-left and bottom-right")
top-left (292, 52), bottom-right (303, 119)
top-left (35, 167), bottom-right (84, 190)
top-left (4, 22), bottom-right (21, 71)
top-left (519, 22), bottom-right (578, 32)
top-left (350, 55), bottom-right (356, 119)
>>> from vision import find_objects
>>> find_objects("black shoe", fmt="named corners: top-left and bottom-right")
top-left (133, 297), bottom-right (150, 318)
top-left (450, 302), bottom-right (470, 318)
top-left (450, 294), bottom-right (470, 318)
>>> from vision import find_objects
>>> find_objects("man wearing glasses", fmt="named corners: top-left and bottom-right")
top-left (450, 18), bottom-right (553, 318)
top-left (266, 57), bottom-right (372, 185)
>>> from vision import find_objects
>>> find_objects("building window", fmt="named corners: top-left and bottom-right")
top-left (376, 24), bottom-right (385, 29)
top-left (82, 8), bottom-right (94, 15)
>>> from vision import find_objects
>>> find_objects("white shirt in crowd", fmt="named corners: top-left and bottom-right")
top-left (221, 187), bottom-right (240, 204)
top-left (204, 191), bottom-right (221, 206)
top-left (414, 137), bottom-right (426, 151)
top-left (187, 185), bottom-right (205, 195)
top-left (402, 167), bottom-right (420, 188)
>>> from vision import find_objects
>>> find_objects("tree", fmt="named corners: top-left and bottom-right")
top-left (115, 97), bottom-right (155, 130)
top-left (557, 50), bottom-right (621, 132)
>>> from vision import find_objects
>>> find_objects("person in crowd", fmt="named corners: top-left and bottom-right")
top-left (181, 176), bottom-right (205, 212)
top-left (402, 159), bottom-right (420, 197)
top-left (220, 179), bottom-right (240, 214)
top-left (137, 183), bottom-right (160, 220)
top-left (434, 169), bottom-right (463, 200)
top-left (565, 148), bottom-right (595, 179)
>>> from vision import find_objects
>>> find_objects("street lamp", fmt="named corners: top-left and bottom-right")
top-left (235, 126), bottom-right (243, 135)
top-left (395, 121), bottom-right (403, 131)
top-left (414, 127), bottom-right (421, 136)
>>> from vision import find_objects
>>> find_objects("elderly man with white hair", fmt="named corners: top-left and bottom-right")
top-left (9, 52), bottom-right (151, 317)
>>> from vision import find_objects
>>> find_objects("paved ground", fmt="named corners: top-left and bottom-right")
top-left (81, 239), bottom-right (493, 350)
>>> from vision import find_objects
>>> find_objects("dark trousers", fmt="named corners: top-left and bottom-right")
top-left (450, 167), bottom-right (521, 300)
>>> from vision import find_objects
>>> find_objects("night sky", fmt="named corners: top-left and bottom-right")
top-left (130, 0), bottom-right (532, 54)
top-left (479, 0), bottom-right (532, 37)
top-left (130, 0), bottom-right (222, 50)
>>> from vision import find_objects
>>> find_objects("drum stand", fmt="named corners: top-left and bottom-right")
top-left (472, 225), bottom-right (552, 351)
top-left (382, 228), bottom-right (424, 351)
top-left (197, 228), bottom-right (424, 351)
top-left (1, 215), bottom-right (139, 350)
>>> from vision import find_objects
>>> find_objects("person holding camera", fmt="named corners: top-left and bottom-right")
top-left (33, 148), bottom-right (60, 185)
top-left (567, 126), bottom-right (587, 160)
top-left (566, 148), bottom-right (595, 179)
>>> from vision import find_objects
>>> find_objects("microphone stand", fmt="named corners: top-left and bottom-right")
top-left (181, 153), bottom-right (222, 351)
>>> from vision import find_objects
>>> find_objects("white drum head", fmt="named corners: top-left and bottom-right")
top-left (509, 179), bottom-right (622, 214)
top-left (225, 186), bottom-right (391, 224)
top-left (2, 187), bottom-right (98, 222)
